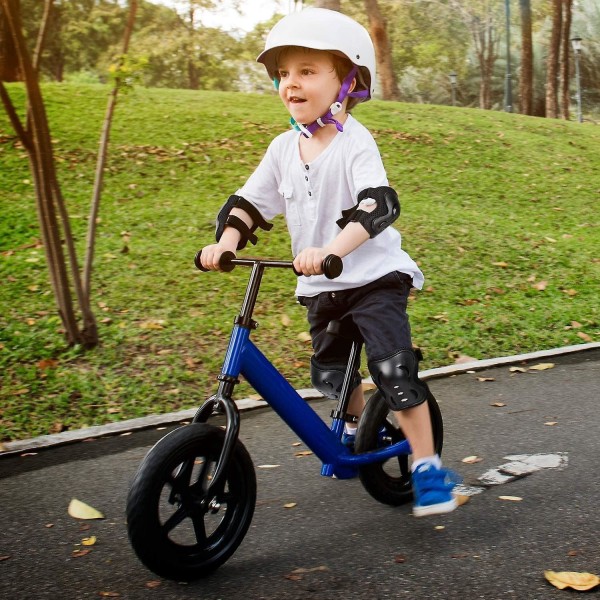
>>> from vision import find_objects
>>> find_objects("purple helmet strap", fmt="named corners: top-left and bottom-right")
top-left (299, 66), bottom-right (369, 138)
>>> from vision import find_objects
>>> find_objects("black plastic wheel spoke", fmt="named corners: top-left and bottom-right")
top-left (168, 456), bottom-right (203, 503)
top-left (162, 505), bottom-right (189, 534)
top-left (191, 513), bottom-right (208, 544)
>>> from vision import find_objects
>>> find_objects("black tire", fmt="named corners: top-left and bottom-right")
top-left (126, 423), bottom-right (256, 581)
top-left (355, 388), bottom-right (443, 506)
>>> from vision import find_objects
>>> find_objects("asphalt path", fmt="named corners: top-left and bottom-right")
top-left (1, 348), bottom-right (599, 600)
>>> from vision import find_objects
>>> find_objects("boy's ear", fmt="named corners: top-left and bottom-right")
top-left (348, 77), bottom-right (356, 93)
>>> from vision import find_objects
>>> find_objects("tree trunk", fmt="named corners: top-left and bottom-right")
top-left (312, 0), bottom-right (340, 9)
top-left (471, 16), bottom-right (498, 110)
top-left (83, 0), bottom-right (137, 301)
top-left (33, 0), bottom-right (52, 72)
top-left (519, 0), bottom-right (534, 115)
top-left (0, 3), bottom-right (22, 81)
top-left (545, 0), bottom-right (562, 118)
top-left (559, 0), bottom-right (572, 120)
top-left (364, 0), bottom-right (400, 100)
top-left (1, 0), bottom-right (98, 347)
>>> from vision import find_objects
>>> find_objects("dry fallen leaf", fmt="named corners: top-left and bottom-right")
top-left (280, 314), bottom-right (291, 327)
top-left (145, 581), bottom-right (161, 589)
top-left (509, 367), bottom-right (527, 373)
top-left (528, 363), bottom-right (555, 371)
top-left (72, 549), bottom-right (92, 558)
top-left (491, 402), bottom-right (507, 407)
top-left (290, 566), bottom-right (329, 574)
top-left (462, 456), bottom-right (482, 464)
top-left (283, 502), bottom-right (297, 509)
top-left (68, 499), bottom-right (105, 520)
top-left (544, 570), bottom-right (600, 591)
top-left (454, 494), bottom-right (471, 507)
top-left (453, 353), bottom-right (477, 364)
top-left (294, 451), bottom-right (313, 457)
top-left (476, 377), bottom-right (495, 382)
top-left (138, 320), bottom-right (165, 330)
top-left (577, 332), bottom-right (592, 342)
top-left (544, 421), bottom-right (559, 426)
top-left (82, 536), bottom-right (97, 546)
top-left (257, 464), bottom-right (280, 469)
top-left (498, 495), bottom-right (523, 502)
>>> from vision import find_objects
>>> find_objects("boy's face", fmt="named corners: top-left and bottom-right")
top-left (276, 48), bottom-right (342, 126)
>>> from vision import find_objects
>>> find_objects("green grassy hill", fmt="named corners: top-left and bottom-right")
top-left (1, 83), bottom-right (598, 441)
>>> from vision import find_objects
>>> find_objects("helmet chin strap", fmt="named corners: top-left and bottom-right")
top-left (290, 67), bottom-right (369, 138)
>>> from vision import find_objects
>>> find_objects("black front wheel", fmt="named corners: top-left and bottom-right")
top-left (355, 388), bottom-right (443, 506)
top-left (126, 423), bottom-right (256, 581)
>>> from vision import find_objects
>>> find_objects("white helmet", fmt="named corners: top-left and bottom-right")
top-left (257, 7), bottom-right (376, 102)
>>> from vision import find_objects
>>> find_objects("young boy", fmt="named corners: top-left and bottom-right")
top-left (200, 7), bottom-right (459, 517)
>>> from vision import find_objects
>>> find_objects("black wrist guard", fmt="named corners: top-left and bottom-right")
top-left (216, 195), bottom-right (273, 250)
top-left (336, 186), bottom-right (400, 238)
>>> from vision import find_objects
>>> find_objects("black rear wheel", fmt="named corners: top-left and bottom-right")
top-left (126, 423), bottom-right (256, 581)
top-left (355, 388), bottom-right (443, 506)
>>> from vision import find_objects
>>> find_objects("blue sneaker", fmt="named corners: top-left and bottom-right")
top-left (341, 432), bottom-right (356, 450)
top-left (411, 463), bottom-right (462, 517)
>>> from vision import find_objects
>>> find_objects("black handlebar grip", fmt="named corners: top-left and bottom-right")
top-left (322, 254), bottom-right (343, 279)
top-left (194, 250), bottom-right (236, 272)
top-left (219, 251), bottom-right (236, 272)
top-left (194, 250), bottom-right (208, 271)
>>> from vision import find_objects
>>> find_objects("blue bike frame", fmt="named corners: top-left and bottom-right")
top-left (193, 255), bottom-right (411, 492)
top-left (226, 325), bottom-right (411, 477)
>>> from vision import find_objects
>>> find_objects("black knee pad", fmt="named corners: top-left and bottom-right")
top-left (368, 349), bottom-right (428, 411)
top-left (310, 357), bottom-right (361, 400)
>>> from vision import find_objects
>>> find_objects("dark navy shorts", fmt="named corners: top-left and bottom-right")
top-left (297, 271), bottom-right (414, 368)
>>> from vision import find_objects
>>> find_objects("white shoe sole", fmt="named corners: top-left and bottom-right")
top-left (412, 498), bottom-right (457, 518)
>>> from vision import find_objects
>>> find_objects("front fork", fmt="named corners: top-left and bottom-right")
top-left (192, 380), bottom-right (241, 499)
top-left (192, 322), bottom-right (252, 498)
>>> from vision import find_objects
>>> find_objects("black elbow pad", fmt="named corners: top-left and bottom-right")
top-left (336, 186), bottom-right (400, 238)
top-left (215, 195), bottom-right (273, 250)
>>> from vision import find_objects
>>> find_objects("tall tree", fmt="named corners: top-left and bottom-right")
top-left (1, 0), bottom-right (138, 348)
top-left (545, 0), bottom-right (562, 118)
top-left (364, 0), bottom-right (400, 100)
top-left (559, 0), bottom-right (573, 120)
top-left (1, 0), bottom-right (97, 347)
top-left (441, 0), bottom-right (502, 110)
top-left (83, 0), bottom-right (138, 299)
top-left (519, 0), bottom-right (534, 115)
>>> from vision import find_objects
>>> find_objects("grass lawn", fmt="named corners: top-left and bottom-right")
top-left (1, 83), bottom-right (598, 441)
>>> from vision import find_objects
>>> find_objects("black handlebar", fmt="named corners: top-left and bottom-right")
top-left (194, 250), bottom-right (343, 280)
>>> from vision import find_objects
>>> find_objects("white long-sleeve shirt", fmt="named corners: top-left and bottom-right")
top-left (236, 115), bottom-right (424, 296)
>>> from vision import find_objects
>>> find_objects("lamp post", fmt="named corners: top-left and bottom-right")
top-left (504, 0), bottom-right (513, 112)
top-left (449, 71), bottom-right (457, 106)
top-left (571, 36), bottom-right (583, 123)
